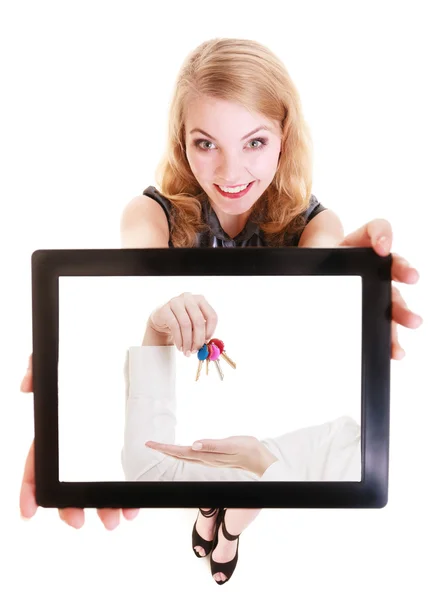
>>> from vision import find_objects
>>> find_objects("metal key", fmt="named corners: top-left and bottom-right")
top-left (208, 342), bottom-right (224, 381)
top-left (195, 344), bottom-right (209, 382)
top-left (209, 338), bottom-right (236, 369)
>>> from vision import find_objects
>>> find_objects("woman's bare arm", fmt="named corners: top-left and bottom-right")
top-left (120, 194), bottom-right (170, 248)
top-left (298, 209), bottom-right (345, 248)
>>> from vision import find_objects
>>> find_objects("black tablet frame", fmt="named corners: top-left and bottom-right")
top-left (31, 247), bottom-right (391, 509)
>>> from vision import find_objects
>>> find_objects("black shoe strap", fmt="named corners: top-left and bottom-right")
top-left (199, 507), bottom-right (218, 518)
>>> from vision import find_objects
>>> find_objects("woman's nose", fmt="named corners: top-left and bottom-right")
top-left (215, 155), bottom-right (245, 184)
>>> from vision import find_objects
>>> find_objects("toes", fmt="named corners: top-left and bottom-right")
top-left (194, 546), bottom-right (205, 556)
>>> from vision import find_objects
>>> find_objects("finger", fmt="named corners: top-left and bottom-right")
top-left (341, 219), bottom-right (392, 253)
top-left (145, 441), bottom-right (210, 464)
top-left (58, 508), bottom-right (85, 529)
top-left (19, 440), bottom-right (38, 519)
top-left (146, 446), bottom-right (202, 463)
top-left (391, 320), bottom-right (405, 360)
top-left (122, 508), bottom-right (140, 521)
top-left (146, 441), bottom-right (227, 467)
top-left (195, 295), bottom-right (219, 342)
top-left (191, 439), bottom-right (233, 454)
top-left (170, 295), bottom-right (193, 356)
top-left (184, 294), bottom-right (207, 353)
top-left (391, 285), bottom-right (423, 329)
top-left (145, 441), bottom-right (193, 456)
top-left (391, 253), bottom-right (420, 284)
top-left (159, 305), bottom-right (182, 351)
top-left (366, 219), bottom-right (393, 255)
top-left (20, 354), bottom-right (33, 393)
top-left (96, 508), bottom-right (121, 530)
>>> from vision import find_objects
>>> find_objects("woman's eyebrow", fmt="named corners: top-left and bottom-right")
top-left (189, 125), bottom-right (271, 141)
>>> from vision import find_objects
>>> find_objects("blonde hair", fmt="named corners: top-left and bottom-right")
top-left (154, 38), bottom-right (314, 247)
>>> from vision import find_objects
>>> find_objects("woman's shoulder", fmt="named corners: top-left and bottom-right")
top-left (303, 194), bottom-right (327, 224)
top-left (120, 188), bottom-right (171, 247)
top-left (280, 194), bottom-right (327, 246)
top-left (142, 185), bottom-right (172, 219)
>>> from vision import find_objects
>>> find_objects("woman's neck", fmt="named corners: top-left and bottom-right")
top-left (210, 202), bottom-right (253, 239)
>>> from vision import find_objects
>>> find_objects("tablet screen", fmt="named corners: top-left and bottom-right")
top-left (58, 274), bottom-right (362, 483)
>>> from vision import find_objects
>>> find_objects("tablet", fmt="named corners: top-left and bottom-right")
top-left (31, 247), bottom-right (391, 509)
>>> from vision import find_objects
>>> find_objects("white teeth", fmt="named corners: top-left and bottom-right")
top-left (218, 183), bottom-right (249, 193)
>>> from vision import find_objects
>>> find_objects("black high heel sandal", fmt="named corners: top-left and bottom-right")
top-left (210, 508), bottom-right (240, 585)
top-left (192, 507), bottom-right (220, 558)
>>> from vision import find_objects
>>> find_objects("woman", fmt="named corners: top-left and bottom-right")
top-left (123, 292), bottom-right (361, 584)
top-left (20, 38), bottom-right (422, 585)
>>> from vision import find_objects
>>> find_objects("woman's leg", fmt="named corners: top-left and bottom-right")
top-left (212, 508), bottom-right (262, 583)
top-left (193, 507), bottom-right (220, 556)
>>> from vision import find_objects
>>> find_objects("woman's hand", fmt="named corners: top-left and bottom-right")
top-left (148, 292), bottom-right (218, 357)
top-left (19, 354), bottom-right (140, 529)
top-left (145, 436), bottom-right (278, 477)
top-left (339, 218), bottom-right (423, 359)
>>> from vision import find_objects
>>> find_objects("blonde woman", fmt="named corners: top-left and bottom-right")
top-left (20, 38), bottom-right (422, 585)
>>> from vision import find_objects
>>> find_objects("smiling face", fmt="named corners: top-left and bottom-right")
top-left (184, 95), bottom-right (282, 218)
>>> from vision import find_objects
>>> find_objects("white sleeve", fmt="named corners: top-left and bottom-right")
top-left (258, 416), bottom-right (361, 481)
top-left (260, 459), bottom-right (296, 481)
top-left (121, 345), bottom-right (178, 481)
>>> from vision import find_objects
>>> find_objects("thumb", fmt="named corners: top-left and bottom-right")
top-left (367, 219), bottom-right (393, 254)
top-left (191, 439), bottom-right (228, 453)
top-left (191, 440), bottom-right (233, 454)
top-left (148, 305), bottom-right (169, 333)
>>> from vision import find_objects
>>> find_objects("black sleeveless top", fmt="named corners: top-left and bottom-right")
top-left (143, 186), bottom-right (327, 248)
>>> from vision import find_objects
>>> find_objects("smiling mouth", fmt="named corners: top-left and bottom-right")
top-left (217, 183), bottom-right (250, 193)
top-left (213, 181), bottom-right (255, 198)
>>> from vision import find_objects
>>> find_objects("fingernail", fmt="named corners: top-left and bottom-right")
top-left (192, 442), bottom-right (202, 450)
top-left (186, 351), bottom-right (191, 357)
top-left (20, 513), bottom-right (30, 521)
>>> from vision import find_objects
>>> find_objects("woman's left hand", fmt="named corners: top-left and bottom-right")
top-left (145, 436), bottom-right (277, 477)
top-left (340, 218), bottom-right (423, 359)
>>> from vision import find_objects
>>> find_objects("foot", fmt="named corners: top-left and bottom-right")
top-left (211, 521), bottom-right (239, 583)
top-left (193, 509), bottom-right (219, 557)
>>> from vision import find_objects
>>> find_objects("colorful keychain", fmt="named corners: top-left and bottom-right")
top-left (195, 338), bottom-right (236, 382)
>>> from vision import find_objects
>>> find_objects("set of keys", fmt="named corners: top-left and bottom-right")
top-left (195, 338), bottom-right (236, 382)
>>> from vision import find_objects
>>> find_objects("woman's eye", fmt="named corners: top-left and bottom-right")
top-left (196, 140), bottom-right (216, 151)
top-left (247, 138), bottom-right (266, 149)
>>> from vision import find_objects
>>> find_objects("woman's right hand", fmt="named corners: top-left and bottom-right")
top-left (19, 354), bottom-right (140, 529)
top-left (149, 292), bottom-right (218, 357)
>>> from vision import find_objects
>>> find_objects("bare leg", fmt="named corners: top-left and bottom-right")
top-left (193, 508), bottom-right (219, 557)
top-left (212, 508), bottom-right (262, 583)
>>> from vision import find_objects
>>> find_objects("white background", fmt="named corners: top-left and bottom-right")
top-left (1, 0), bottom-right (433, 597)
top-left (58, 275), bottom-right (361, 481)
